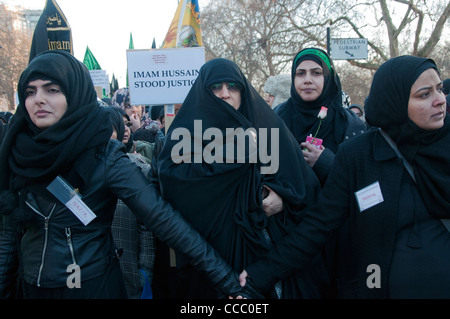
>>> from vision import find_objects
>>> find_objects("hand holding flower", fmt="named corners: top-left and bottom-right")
top-left (303, 106), bottom-right (328, 150)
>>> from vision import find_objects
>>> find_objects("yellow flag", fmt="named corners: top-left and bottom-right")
top-left (162, 0), bottom-right (202, 48)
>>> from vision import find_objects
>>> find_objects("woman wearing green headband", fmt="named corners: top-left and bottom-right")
top-left (274, 47), bottom-right (366, 186)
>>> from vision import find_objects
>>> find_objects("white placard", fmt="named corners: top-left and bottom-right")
top-left (89, 70), bottom-right (110, 96)
top-left (127, 47), bottom-right (205, 105)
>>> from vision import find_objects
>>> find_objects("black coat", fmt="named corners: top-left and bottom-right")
top-left (246, 128), bottom-right (450, 298)
top-left (275, 102), bottom-right (367, 184)
top-left (0, 140), bottom-right (231, 297)
top-left (154, 58), bottom-right (326, 298)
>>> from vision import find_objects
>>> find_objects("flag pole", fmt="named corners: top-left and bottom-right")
top-left (176, 0), bottom-right (188, 48)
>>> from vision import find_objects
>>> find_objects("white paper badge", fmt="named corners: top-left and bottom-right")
top-left (355, 181), bottom-right (384, 212)
top-left (66, 196), bottom-right (96, 226)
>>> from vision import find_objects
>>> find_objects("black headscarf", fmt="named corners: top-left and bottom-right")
top-left (275, 48), bottom-right (347, 152)
top-left (156, 58), bottom-right (322, 297)
top-left (365, 55), bottom-right (450, 217)
top-left (0, 50), bottom-right (112, 192)
top-left (108, 106), bottom-right (128, 142)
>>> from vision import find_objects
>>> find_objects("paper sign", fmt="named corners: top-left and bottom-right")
top-left (47, 176), bottom-right (96, 226)
top-left (65, 196), bottom-right (96, 226)
top-left (127, 47), bottom-right (205, 105)
top-left (355, 181), bottom-right (384, 212)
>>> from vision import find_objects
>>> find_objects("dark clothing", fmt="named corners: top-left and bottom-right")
top-left (365, 56), bottom-right (450, 218)
top-left (0, 50), bottom-right (236, 299)
top-left (274, 48), bottom-right (366, 185)
top-left (154, 58), bottom-right (326, 298)
top-left (111, 152), bottom-right (155, 299)
top-left (0, 140), bottom-right (231, 297)
top-left (246, 128), bottom-right (450, 298)
top-left (275, 102), bottom-right (366, 183)
top-left (0, 123), bottom-right (8, 145)
top-left (388, 174), bottom-right (450, 298)
top-left (21, 255), bottom-right (128, 299)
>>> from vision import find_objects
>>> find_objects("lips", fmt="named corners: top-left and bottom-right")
top-left (432, 111), bottom-right (444, 118)
top-left (35, 110), bottom-right (50, 116)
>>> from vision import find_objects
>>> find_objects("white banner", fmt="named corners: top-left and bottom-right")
top-left (127, 47), bottom-right (205, 105)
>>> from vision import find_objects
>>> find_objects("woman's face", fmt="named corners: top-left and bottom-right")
top-left (408, 68), bottom-right (446, 130)
top-left (124, 104), bottom-right (142, 118)
top-left (25, 79), bottom-right (68, 129)
top-left (294, 60), bottom-right (324, 102)
top-left (209, 82), bottom-right (242, 110)
top-left (265, 94), bottom-right (275, 107)
top-left (122, 116), bottom-right (131, 144)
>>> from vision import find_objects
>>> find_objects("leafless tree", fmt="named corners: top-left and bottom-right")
top-left (202, 0), bottom-right (312, 91)
top-left (201, 0), bottom-right (450, 105)
top-left (0, 4), bottom-right (31, 111)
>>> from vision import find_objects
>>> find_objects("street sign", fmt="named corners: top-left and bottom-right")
top-left (330, 38), bottom-right (368, 60)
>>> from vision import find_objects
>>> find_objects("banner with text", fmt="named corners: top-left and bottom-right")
top-left (127, 47), bottom-right (205, 105)
top-left (89, 70), bottom-right (109, 96)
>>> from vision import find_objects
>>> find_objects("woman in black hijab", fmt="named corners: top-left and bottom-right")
top-left (154, 58), bottom-right (327, 298)
top-left (239, 55), bottom-right (450, 298)
top-left (274, 47), bottom-right (366, 185)
top-left (0, 50), bottom-right (247, 299)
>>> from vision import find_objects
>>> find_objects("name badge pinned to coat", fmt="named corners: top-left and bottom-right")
top-left (355, 181), bottom-right (384, 212)
top-left (47, 176), bottom-right (96, 226)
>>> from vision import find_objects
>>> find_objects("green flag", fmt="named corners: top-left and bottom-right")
top-left (129, 32), bottom-right (134, 49)
top-left (110, 73), bottom-right (119, 97)
top-left (83, 46), bottom-right (101, 70)
top-left (126, 32), bottom-right (134, 87)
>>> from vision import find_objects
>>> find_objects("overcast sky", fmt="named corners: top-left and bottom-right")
top-left (2, 0), bottom-right (209, 87)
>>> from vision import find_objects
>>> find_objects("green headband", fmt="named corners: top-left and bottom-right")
top-left (294, 49), bottom-right (332, 71)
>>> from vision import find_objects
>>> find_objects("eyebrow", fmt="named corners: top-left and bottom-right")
top-left (413, 81), bottom-right (442, 95)
top-left (296, 67), bottom-right (323, 72)
top-left (25, 80), bottom-right (59, 89)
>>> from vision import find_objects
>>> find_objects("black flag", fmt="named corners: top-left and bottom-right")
top-left (29, 0), bottom-right (73, 63)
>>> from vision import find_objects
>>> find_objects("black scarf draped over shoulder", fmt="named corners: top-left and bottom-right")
top-left (275, 48), bottom-right (347, 153)
top-left (0, 50), bottom-right (112, 194)
top-left (365, 55), bottom-right (450, 218)
top-left (156, 58), bottom-right (320, 280)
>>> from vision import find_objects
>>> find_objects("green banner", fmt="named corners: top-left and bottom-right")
top-left (83, 46), bottom-right (101, 70)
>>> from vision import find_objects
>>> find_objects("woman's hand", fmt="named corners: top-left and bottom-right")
top-left (229, 270), bottom-right (264, 299)
top-left (129, 113), bottom-right (141, 132)
top-left (300, 142), bottom-right (324, 167)
top-left (262, 185), bottom-right (283, 217)
top-left (239, 270), bottom-right (248, 287)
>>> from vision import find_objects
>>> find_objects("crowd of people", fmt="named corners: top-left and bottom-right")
top-left (0, 46), bottom-right (448, 299)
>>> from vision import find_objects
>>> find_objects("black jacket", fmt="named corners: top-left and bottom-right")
top-left (274, 102), bottom-right (367, 185)
top-left (0, 139), bottom-right (231, 297)
top-left (246, 128), bottom-right (426, 298)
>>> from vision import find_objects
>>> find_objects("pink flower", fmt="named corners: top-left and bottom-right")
top-left (318, 106), bottom-right (328, 120)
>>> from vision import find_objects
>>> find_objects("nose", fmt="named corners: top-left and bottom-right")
top-left (218, 85), bottom-right (231, 98)
top-left (34, 89), bottom-right (45, 104)
top-left (435, 90), bottom-right (447, 107)
top-left (304, 71), bottom-right (313, 83)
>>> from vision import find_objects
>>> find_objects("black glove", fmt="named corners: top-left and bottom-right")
top-left (240, 275), bottom-right (265, 299)
top-left (214, 271), bottom-right (265, 299)
top-left (214, 270), bottom-right (246, 299)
